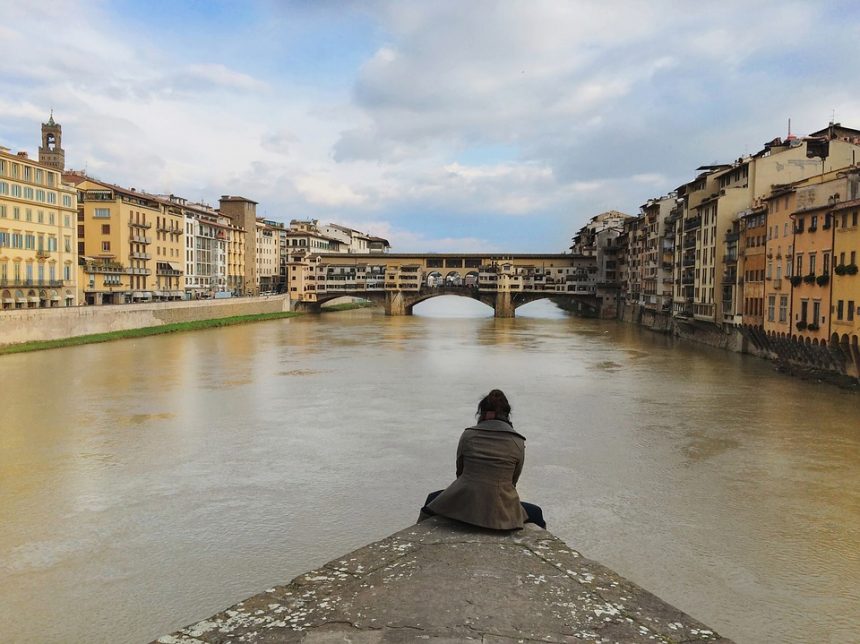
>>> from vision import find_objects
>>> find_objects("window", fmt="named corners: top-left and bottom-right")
top-left (0, 181), bottom-right (7, 195)
top-left (849, 301), bottom-right (856, 322)
top-left (800, 299), bottom-right (808, 323)
top-left (101, 224), bottom-right (110, 234)
top-left (38, 211), bottom-right (44, 223)
top-left (64, 265), bottom-right (71, 281)
top-left (62, 194), bottom-right (72, 207)
top-left (809, 253), bottom-right (816, 275)
top-left (796, 255), bottom-right (803, 275)
top-left (93, 208), bottom-right (110, 218)
top-left (0, 205), bottom-right (5, 218)
top-left (47, 192), bottom-right (56, 205)
top-left (35, 189), bottom-right (45, 202)
top-left (853, 211), bottom-right (859, 227)
top-left (813, 300), bottom-right (821, 325)
top-left (64, 236), bottom-right (71, 252)
top-left (837, 300), bottom-right (844, 321)
top-left (11, 184), bottom-right (21, 197)
top-left (101, 241), bottom-right (111, 252)
top-left (823, 252), bottom-right (830, 275)
top-left (767, 295), bottom-right (775, 322)
top-left (23, 187), bottom-right (34, 200)
top-left (48, 237), bottom-right (57, 251)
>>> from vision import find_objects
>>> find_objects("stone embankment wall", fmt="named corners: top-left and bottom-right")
top-left (156, 516), bottom-right (731, 643)
top-left (0, 295), bottom-right (290, 347)
top-left (619, 304), bottom-right (860, 386)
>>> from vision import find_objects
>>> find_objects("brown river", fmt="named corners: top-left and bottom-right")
top-left (1, 299), bottom-right (858, 643)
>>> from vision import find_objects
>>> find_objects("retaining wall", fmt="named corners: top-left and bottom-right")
top-left (0, 295), bottom-right (291, 347)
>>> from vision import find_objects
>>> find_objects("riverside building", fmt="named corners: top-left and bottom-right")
top-left (165, 196), bottom-right (246, 298)
top-left (0, 120), bottom-right (78, 310)
top-left (219, 195), bottom-right (259, 295)
top-left (65, 174), bottom-right (185, 305)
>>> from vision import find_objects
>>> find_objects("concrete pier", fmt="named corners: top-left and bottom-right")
top-left (156, 517), bottom-right (731, 643)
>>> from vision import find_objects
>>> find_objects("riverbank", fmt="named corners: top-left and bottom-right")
top-left (320, 300), bottom-right (376, 312)
top-left (0, 311), bottom-right (302, 355)
top-left (157, 516), bottom-right (731, 643)
top-left (618, 303), bottom-right (860, 388)
top-left (0, 294), bottom-right (292, 347)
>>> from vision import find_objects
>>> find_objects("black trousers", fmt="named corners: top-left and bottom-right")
top-left (422, 490), bottom-right (546, 529)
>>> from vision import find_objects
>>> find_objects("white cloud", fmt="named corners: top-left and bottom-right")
top-left (1, 0), bottom-right (856, 251)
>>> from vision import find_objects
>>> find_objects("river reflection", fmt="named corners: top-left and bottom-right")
top-left (0, 298), bottom-right (858, 643)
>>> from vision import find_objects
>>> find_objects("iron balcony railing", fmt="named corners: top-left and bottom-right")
top-left (0, 279), bottom-right (65, 287)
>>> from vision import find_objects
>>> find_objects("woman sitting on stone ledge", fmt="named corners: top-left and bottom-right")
top-left (420, 389), bottom-right (546, 530)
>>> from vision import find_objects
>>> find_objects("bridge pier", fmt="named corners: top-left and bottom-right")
top-left (385, 290), bottom-right (409, 316)
top-left (494, 291), bottom-right (514, 318)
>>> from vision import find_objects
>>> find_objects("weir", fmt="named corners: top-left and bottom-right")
top-left (156, 516), bottom-right (730, 643)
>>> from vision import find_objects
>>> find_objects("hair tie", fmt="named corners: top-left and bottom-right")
top-left (483, 411), bottom-right (496, 420)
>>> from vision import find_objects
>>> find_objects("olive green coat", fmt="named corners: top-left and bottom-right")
top-left (427, 419), bottom-right (528, 530)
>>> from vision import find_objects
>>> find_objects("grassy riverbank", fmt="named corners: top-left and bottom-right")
top-left (0, 311), bottom-right (302, 356)
top-left (320, 301), bottom-right (377, 312)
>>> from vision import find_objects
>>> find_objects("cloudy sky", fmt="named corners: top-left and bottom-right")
top-left (1, 1), bottom-right (858, 252)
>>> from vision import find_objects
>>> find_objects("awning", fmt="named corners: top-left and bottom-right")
top-left (16, 297), bottom-right (27, 303)
top-left (50, 295), bottom-right (60, 301)
top-left (3, 298), bottom-right (13, 304)
top-left (28, 296), bottom-right (39, 303)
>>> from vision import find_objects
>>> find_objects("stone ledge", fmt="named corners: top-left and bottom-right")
top-left (156, 517), bottom-right (731, 643)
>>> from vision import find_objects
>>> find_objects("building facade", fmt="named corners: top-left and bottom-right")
top-left (66, 175), bottom-right (184, 305)
top-left (0, 145), bottom-right (78, 309)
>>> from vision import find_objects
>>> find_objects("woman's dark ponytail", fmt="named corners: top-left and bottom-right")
top-left (477, 389), bottom-right (511, 421)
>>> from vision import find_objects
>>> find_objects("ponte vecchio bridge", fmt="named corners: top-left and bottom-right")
top-left (287, 252), bottom-right (610, 318)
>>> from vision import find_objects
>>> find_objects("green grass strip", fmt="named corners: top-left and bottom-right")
top-left (320, 301), bottom-right (377, 312)
top-left (0, 311), bottom-right (302, 356)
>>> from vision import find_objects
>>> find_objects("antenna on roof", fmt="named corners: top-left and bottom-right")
top-left (830, 108), bottom-right (836, 126)
top-left (787, 117), bottom-right (791, 138)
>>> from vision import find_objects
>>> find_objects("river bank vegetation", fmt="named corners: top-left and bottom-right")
top-left (0, 311), bottom-right (302, 356)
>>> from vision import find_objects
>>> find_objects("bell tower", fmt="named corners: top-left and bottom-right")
top-left (39, 110), bottom-right (65, 170)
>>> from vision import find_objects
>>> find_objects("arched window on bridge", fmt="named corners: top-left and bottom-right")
top-left (426, 271), bottom-right (442, 287)
top-left (445, 271), bottom-right (462, 286)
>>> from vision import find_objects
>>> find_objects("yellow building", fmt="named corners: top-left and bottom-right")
top-left (0, 145), bottom-right (78, 309)
top-left (830, 170), bottom-right (860, 352)
top-left (65, 174), bottom-right (184, 304)
top-left (761, 186), bottom-right (797, 336)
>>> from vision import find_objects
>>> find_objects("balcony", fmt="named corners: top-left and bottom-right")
top-left (129, 221), bottom-right (152, 229)
top-left (682, 257), bottom-right (696, 267)
top-left (0, 278), bottom-right (65, 288)
top-left (84, 261), bottom-right (125, 274)
top-left (684, 216), bottom-right (702, 230)
top-left (36, 250), bottom-right (51, 260)
top-left (127, 267), bottom-right (152, 276)
top-left (130, 251), bottom-right (151, 260)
